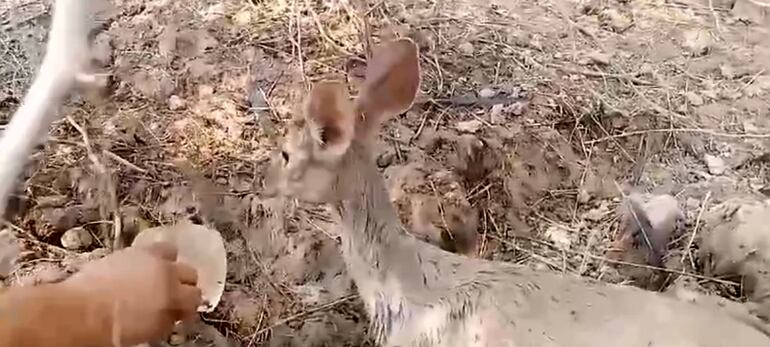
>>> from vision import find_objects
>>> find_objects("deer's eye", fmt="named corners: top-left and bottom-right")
top-left (281, 150), bottom-right (290, 163)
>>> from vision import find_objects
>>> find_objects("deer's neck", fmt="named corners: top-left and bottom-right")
top-left (333, 144), bottom-right (426, 292)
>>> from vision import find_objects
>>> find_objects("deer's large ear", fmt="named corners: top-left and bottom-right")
top-left (355, 38), bottom-right (421, 138)
top-left (304, 81), bottom-right (356, 157)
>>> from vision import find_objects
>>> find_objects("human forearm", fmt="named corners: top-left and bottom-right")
top-left (0, 283), bottom-right (111, 347)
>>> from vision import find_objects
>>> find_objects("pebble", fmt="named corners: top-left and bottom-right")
top-left (458, 42), bottom-right (475, 55)
top-left (479, 88), bottom-right (497, 99)
top-left (682, 29), bottom-right (712, 56)
top-left (377, 150), bottom-right (396, 168)
top-left (168, 332), bottom-right (186, 346)
top-left (704, 154), bottom-right (727, 175)
top-left (600, 8), bottom-right (633, 32)
top-left (456, 120), bottom-right (483, 133)
top-left (233, 10), bottom-right (252, 25)
top-left (685, 91), bottom-right (704, 106)
top-left (719, 64), bottom-right (736, 79)
top-left (490, 104), bottom-right (505, 124)
top-left (545, 225), bottom-right (572, 250)
top-left (168, 95), bottom-right (186, 111)
top-left (60, 227), bottom-right (94, 250)
top-left (584, 203), bottom-right (610, 222)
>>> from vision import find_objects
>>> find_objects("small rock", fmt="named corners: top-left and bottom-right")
top-left (506, 101), bottom-right (528, 116)
top-left (490, 101), bottom-right (529, 124)
top-left (168, 331), bottom-right (186, 346)
top-left (199, 85), bottom-right (215, 98)
top-left (61, 227), bottom-right (94, 250)
top-left (545, 225), bottom-right (572, 250)
top-left (233, 10), bottom-right (252, 25)
top-left (682, 29), bottom-right (712, 56)
top-left (704, 154), bottom-right (727, 175)
top-left (490, 104), bottom-right (505, 124)
top-left (478, 88), bottom-right (497, 99)
top-left (458, 42), bottom-right (475, 55)
top-left (376, 150), bottom-right (396, 168)
top-left (643, 195), bottom-right (684, 238)
top-left (585, 203), bottom-right (610, 222)
top-left (685, 91), bottom-right (704, 106)
top-left (456, 120), bottom-right (483, 133)
top-left (168, 95), bottom-right (186, 110)
top-left (720, 64), bottom-right (736, 79)
top-left (599, 8), bottom-right (633, 32)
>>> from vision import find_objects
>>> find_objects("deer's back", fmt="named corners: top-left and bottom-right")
top-left (367, 247), bottom-right (770, 347)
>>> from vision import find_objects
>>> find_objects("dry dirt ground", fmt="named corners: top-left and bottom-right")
top-left (2, 0), bottom-right (770, 346)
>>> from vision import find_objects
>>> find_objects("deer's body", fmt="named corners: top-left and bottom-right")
top-left (266, 39), bottom-right (770, 346)
top-left (332, 142), bottom-right (770, 347)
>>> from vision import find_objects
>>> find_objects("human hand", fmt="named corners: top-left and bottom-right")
top-left (63, 242), bottom-right (202, 346)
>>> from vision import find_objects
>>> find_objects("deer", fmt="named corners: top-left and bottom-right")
top-left (264, 38), bottom-right (770, 346)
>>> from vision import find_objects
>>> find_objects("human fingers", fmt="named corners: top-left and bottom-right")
top-left (142, 241), bottom-right (178, 261)
top-left (173, 262), bottom-right (198, 286)
top-left (172, 284), bottom-right (203, 320)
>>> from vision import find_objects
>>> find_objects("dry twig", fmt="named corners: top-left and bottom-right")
top-left (682, 191), bottom-right (711, 269)
top-left (549, 64), bottom-right (656, 86)
top-left (66, 116), bottom-right (121, 249)
top-left (586, 128), bottom-right (770, 145)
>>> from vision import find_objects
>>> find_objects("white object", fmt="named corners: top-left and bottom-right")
top-left (132, 221), bottom-right (227, 313)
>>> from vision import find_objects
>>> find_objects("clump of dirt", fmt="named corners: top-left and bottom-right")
top-left (383, 131), bottom-right (486, 256)
top-left (613, 194), bottom-right (684, 267)
top-left (702, 197), bottom-right (770, 320)
top-left (608, 193), bottom-right (685, 288)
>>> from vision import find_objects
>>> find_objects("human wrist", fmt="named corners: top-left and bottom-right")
top-left (0, 281), bottom-right (113, 347)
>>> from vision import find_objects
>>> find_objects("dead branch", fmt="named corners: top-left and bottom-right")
top-left (0, 0), bottom-right (103, 216)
